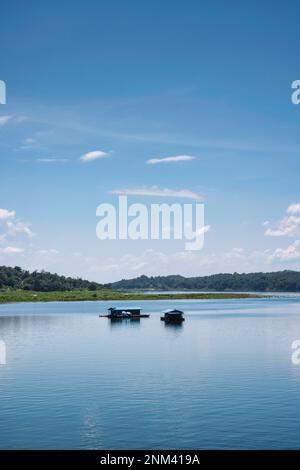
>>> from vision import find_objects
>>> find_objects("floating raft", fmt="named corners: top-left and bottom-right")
top-left (100, 306), bottom-right (150, 319)
top-left (160, 308), bottom-right (185, 323)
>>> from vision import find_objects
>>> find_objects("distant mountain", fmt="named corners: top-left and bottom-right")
top-left (0, 266), bottom-right (103, 292)
top-left (108, 271), bottom-right (300, 292)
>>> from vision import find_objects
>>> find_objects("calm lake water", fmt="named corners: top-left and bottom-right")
top-left (1, 296), bottom-right (300, 449)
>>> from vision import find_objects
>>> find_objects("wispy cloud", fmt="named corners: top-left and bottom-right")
top-left (37, 158), bottom-right (69, 163)
top-left (17, 137), bottom-right (42, 150)
top-left (0, 246), bottom-right (24, 254)
top-left (0, 115), bottom-right (12, 126)
top-left (0, 208), bottom-right (36, 259)
top-left (23, 138), bottom-right (37, 145)
top-left (0, 208), bottom-right (35, 242)
top-left (15, 103), bottom-right (300, 154)
top-left (146, 155), bottom-right (196, 165)
top-left (6, 220), bottom-right (35, 238)
top-left (80, 150), bottom-right (110, 162)
top-left (14, 115), bottom-right (29, 123)
top-left (110, 186), bottom-right (203, 200)
top-left (37, 249), bottom-right (60, 255)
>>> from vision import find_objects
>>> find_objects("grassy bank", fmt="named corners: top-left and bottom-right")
top-left (0, 289), bottom-right (265, 304)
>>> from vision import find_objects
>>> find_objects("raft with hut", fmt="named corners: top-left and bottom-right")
top-left (99, 306), bottom-right (150, 320)
top-left (160, 308), bottom-right (185, 323)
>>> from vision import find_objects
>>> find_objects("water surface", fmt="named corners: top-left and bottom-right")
top-left (0, 297), bottom-right (300, 449)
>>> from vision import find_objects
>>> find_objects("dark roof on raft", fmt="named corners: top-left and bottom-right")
top-left (162, 309), bottom-right (184, 315)
top-left (108, 306), bottom-right (142, 311)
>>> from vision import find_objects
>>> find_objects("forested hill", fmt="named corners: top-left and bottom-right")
top-left (2, 266), bottom-right (300, 293)
top-left (109, 271), bottom-right (300, 292)
top-left (0, 266), bottom-right (103, 292)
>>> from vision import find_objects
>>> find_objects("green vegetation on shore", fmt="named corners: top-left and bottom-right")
top-left (1, 266), bottom-right (299, 298)
top-left (0, 266), bottom-right (269, 304)
top-left (0, 289), bottom-right (264, 304)
top-left (0, 266), bottom-right (102, 292)
top-left (110, 271), bottom-right (300, 292)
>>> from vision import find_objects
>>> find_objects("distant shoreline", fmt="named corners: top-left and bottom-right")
top-left (0, 289), bottom-right (267, 304)
top-left (1, 267), bottom-right (300, 298)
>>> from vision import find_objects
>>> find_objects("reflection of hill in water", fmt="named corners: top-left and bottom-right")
top-left (0, 314), bottom-right (61, 334)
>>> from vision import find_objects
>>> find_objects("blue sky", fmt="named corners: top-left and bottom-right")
top-left (1, 0), bottom-right (300, 282)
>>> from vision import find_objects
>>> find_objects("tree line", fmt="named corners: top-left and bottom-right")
top-left (109, 271), bottom-right (300, 292)
top-left (2, 266), bottom-right (300, 292)
top-left (0, 266), bottom-right (102, 292)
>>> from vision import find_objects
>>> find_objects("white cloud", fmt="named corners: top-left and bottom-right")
top-left (224, 247), bottom-right (245, 259)
top-left (265, 204), bottom-right (300, 237)
top-left (0, 209), bottom-right (16, 220)
top-left (265, 216), bottom-right (300, 237)
top-left (0, 115), bottom-right (12, 126)
top-left (223, 242), bottom-right (300, 265)
top-left (287, 203), bottom-right (300, 215)
top-left (0, 246), bottom-right (24, 254)
top-left (78, 240), bottom-right (300, 282)
top-left (88, 246), bottom-right (265, 282)
top-left (269, 241), bottom-right (300, 262)
top-left (6, 220), bottom-right (34, 238)
top-left (146, 155), bottom-right (196, 165)
top-left (110, 186), bottom-right (202, 200)
top-left (80, 150), bottom-right (110, 162)
top-left (0, 208), bottom-right (35, 247)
